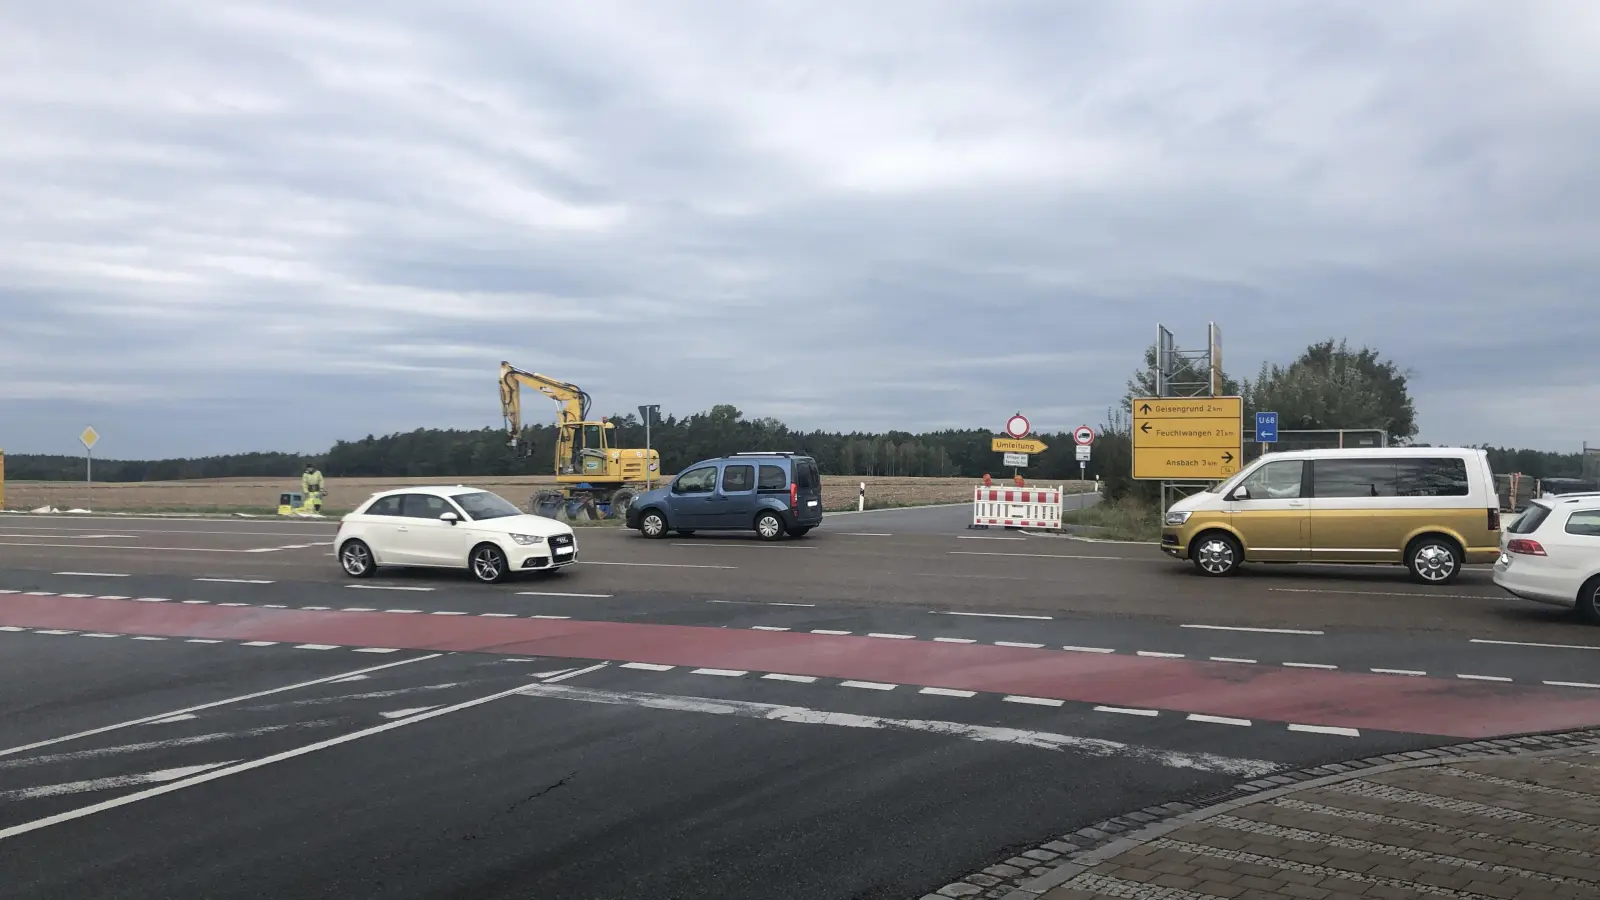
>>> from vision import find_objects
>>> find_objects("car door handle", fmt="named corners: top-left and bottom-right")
top-left (397, 526), bottom-right (410, 532)
top-left (1288, 501), bottom-right (1306, 507)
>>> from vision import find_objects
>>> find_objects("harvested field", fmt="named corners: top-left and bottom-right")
top-left (2, 475), bottom-right (1094, 516)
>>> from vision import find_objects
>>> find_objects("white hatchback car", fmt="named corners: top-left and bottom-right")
top-left (335, 486), bottom-right (578, 584)
top-left (1493, 494), bottom-right (1600, 623)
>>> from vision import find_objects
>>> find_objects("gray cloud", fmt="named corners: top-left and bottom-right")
top-left (2, 0), bottom-right (1598, 458)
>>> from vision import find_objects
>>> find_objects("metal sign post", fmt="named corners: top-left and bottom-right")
top-left (638, 404), bottom-right (660, 489)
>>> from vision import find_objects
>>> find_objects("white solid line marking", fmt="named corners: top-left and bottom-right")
top-left (185, 639), bottom-right (223, 644)
top-left (52, 572), bottom-right (129, 578)
top-left (150, 714), bottom-right (197, 724)
top-left (385, 609), bottom-right (421, 614)
top-left (23, 592), bottom-right (56, 596)
top-left (763, 673), bottom-right (817, 683)
top-left (934, 637), bottom-right (977, 644)
top-left (379, 707), bottom-right (439, 720)
top-left (131, 636), bottom-right (165, 641)
top-left (1457, 674), bottom-right (1513, 682)
top-left (60, 593), bottom-right (93, 598)
top-left (1004, 695), bottom-right (1064, 707)
top-left (996, 641), bottom-right (1046, 649)
top-left (1288, 724), bottom-right (1361, 737)
top-left (430, 611), bottom-right (468, 616)
top-left (1372, 668), bottom-right (1426, 676)
top-left (1063, 646), bottom-right (1117, 654)
top-left (1469, 638), bottom-right (1600, 651)
top-left (867, 633), bottom-right (915, 640)
top-left (342, 607), bottom-right (377, 612)
top-left (1188, 714), bottom-right (1252, 727)
top-left (217, 602), bottom-right (250, 607)
top-left (530, 614), bottom-right (571, 620)
top-left (347, 585), bottom-right (434, 592)
top-left (920, 687), bottom-right (977, 697)
top-left (956, 535), bottom-right (1027, 541)
top-left (767, 601), bottom-right (816, 607)
top-left (132, 597), bottom-right (168, 603)
top-left (1284, 662), bottom-right (1338, 670)
top-left (263, 604), bottom-right (287, 609)
top-left (195, 578), bottom-right (274, 584)
top-left (98, 595), bottom-right (129, 600)
top-left (840, 680), bottom-right (897, 691)
top-left (811, 629), bottom-right (851, 635)
top-left (620, 662), bottom-right (675, 672)
top-left (515, 591), bottom-right (614, 598)
top-left (0, 626), bottom-right (26, 632)
top-left (1545, 681), bottom-right (1600, 689)
top-left (353, 648), bottom-right (400, 654)
top-left (1094, 706), bottom-right (1159, 717)
top-left (512, 685), bottom-right (1280, 776)
top-left (1210, 657), bottom-right (1258, 664)
top-left (582, 561), bottom-right (737, 569)
top-left (0, 590), bottom-right (17, 594)
top-left (1181, 623), bottom-right (1325, 635)
top-left (479, 612), bottom-right (516, 617)
top-left (691, 668), bottom-right (748, 677)
top-left (750, 626), bottom-right (790, 632)
top-left (541, 663), bottom-right (608, 683)
top-left (0, 654), bottom-right (441, 758)
top-left (37, 630), bottom-right (77, 635)
top-left (940, 611), bottom-right (1053, 621)
top-left (181, 600), bottom-right (209, 605)
top-left (301, 606), bottom-right (332, 610)
top-left (0, 674), bottom-right (556, 842)
top-left (0, 762), bottom-right (238, 801)
top-left (240, 641), bottom-right (278, 647)
top-left (81, 633), bottom-right (120, 638)
top-left (1137, 651), bottom-right (1184, 659)
top-left (329, 675), bottom-right (369, 683)
top-left (294, 644), bottom-right (339, 650)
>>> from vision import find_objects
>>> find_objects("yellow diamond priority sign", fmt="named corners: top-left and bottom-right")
top-left (80, 426), bottom-right (100, 451)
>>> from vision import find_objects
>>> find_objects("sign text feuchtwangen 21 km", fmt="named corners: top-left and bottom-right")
top-left (1131, 396), bottom-right (1243, 480)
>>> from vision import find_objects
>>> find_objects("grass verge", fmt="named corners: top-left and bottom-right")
top-left (1058, 497), bottom-right (1161, 542)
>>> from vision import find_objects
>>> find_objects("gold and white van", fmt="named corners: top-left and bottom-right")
top-left (1160, 447), bottom-right (1501, 584)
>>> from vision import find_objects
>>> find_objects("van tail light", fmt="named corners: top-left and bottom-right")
top-left (790, 483), bottom-right (798, 508)
top-left (1488, 508), bottom-right (1500, 531)
top-left (1506, 539), bottom-right (1546, 556)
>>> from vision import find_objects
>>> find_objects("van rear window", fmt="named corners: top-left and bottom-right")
top-left (796, 459), bottom-right (819, 490)
top-left (758, 465), bottom-right (788, 491)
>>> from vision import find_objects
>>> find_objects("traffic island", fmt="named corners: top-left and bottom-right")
top-left (923, 728), bottom-right (1600, 900)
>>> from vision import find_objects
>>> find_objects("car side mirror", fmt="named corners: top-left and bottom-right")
top-left (1231, 486), bottom-right (1251, 501)
top-left (440, 512), bottom-right (459, 525)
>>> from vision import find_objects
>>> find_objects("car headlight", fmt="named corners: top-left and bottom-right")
top-left (509, 533), bottom-right (546, 546)
top-left (1164, 511), bottom-right (1192, 526)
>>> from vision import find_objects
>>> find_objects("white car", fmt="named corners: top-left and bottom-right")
top-left (1493, 494), bottom-right (1600, 623)
top-left (335, 486), bottom-right (578, 584)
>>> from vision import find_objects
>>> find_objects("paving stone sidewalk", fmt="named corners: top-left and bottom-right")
top-left (925, 732), bottom-right (1600, 900)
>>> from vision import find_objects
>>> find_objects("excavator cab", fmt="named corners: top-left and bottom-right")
top-left (565, 422), bottom-right (613, 477)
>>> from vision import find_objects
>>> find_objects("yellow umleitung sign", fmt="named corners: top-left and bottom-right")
top-left (1131, 396), bottom-right (1243, 480)
top-left (992, 437), bottom-right (1048, 454)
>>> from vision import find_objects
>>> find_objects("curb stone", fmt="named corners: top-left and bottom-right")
top-left (916, 725), bottom-right (1600, 900)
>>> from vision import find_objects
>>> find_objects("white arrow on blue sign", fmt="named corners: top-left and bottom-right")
top-left (1255, 411), bottom-right (1279, 443)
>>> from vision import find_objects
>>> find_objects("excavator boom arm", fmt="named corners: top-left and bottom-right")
top-left (500, 361), bottom-right (592, 448)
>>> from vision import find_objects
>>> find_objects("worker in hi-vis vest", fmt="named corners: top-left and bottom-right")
top-left (301, 464), bottom-right (325, 513)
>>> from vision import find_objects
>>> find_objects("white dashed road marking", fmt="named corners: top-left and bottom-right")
top-left (1288, 724), bottom-right (1361, 737)
top-left (347, 585), bottom-right (434, 592)
top-left (1181, 623), bottom-right (1325, 635)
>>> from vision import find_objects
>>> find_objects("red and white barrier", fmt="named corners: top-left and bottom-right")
top-left (972, 485), bottom-right (1064, 529)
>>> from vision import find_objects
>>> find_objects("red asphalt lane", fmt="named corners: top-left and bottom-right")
top-left (6, 595), bottom-right (1600, 739)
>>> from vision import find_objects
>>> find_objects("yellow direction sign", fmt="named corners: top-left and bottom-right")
top-left (79, 426), bottom-right (100, 451)
top-left (1131, 396), bottom-right (1242, 480)
top-left (992, 437), bottom-right (1048, 454)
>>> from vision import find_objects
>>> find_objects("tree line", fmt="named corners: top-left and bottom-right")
top-left (5, 337), bottom-right (1590, 486)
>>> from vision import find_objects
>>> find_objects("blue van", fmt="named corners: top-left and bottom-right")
top-left (625, 452), bottom-right (823, 540)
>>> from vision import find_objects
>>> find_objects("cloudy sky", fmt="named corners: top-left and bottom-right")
top-left (3, 0), bottom-right (1597, 458)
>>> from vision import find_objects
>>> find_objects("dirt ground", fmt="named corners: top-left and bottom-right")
top-left (2, 475), bottom-right (1094, 515)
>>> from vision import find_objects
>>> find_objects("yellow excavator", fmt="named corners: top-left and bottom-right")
top-left (499, 361), bottom-right (660, 519)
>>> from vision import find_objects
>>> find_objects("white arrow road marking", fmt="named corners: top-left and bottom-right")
top-left (0, 762), bottom-right (239, 801)
top-left (514, 685), bottom-right (1280, 776)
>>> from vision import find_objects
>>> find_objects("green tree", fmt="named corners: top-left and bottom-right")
top-left (1244, 339), bottom-right (1416, 443)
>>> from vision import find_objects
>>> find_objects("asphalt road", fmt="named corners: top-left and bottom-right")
top-left (2, 505), bottom-right (1598, 900)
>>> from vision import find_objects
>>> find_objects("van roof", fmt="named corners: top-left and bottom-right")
top-left (1259, 446), bottom-right (1486, 460)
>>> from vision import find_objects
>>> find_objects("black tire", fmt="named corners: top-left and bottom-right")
top-left (469, 543), bottom-right (509, 584)
top-left (531, 490), bottom-right (565, 519)
top-left (607, 489), bottom-right (637, 520)
top-left (1578, 576), bottom-right (1600, 625)
top-left (755, 511), bottom-right (786, 542)
top-left (638, 509), bottom-right (669, 539)
top-left (339, 539), bottom-right (377, 578)
top-left (1190, 531), bottom-right (1242, 577)
top-left (1405, 535), bottom-right (1462, 585)
top-left (788, 526), bottom-right (812, 538)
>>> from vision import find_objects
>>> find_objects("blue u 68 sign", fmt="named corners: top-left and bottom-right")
top-left (1255, 411), bottom-right (1279, 443)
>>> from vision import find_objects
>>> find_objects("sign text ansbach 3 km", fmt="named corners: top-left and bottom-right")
top-left (1130, 397), bottom-right (1244, 480)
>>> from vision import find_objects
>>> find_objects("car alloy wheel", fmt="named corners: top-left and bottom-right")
top-left (472, 546), bottom-right (506, 583)
top-left (340, 541), bottom-right (372, 577)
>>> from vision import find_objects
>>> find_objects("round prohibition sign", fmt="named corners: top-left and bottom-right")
top-left (1005, 414), bottom-right (1031, 438)
top-left (1072, 425), bottom-right (1095, 446)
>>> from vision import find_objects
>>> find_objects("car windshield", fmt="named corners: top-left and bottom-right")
top-left (452, 491), bottom-right (522, 521)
